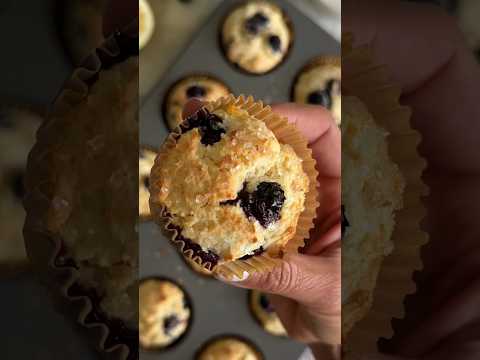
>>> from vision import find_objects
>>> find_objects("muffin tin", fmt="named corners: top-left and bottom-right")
top-left (139, 0), bottom-right (339, 359)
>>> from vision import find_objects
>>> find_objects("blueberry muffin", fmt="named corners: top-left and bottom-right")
top-left (150, 102), bottom-right (310, 270)
top-left (196, 336), bottom-right (263, 360)
top-left (221, 1), bottom-right (292, 74)
top-left (0, 107), bottom-right (42, 272)
top-left (164, 75), bottom-right (230, 131)
top-left (139, 0), bottom-right (155, 50)
top-left (139, 146), bottom-right (157, 220)
top-left (342, 96), bottom-right (405, 336)
top-left (293, 56), bottom-right (341, 125)
top-left (24, 31), bottom-right (139, 350)
top-left (139, 279), bottom-right (192, 350)
top-left (249, 290), bottom-right (287, 336)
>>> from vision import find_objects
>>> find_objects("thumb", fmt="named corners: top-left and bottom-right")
top-left (218, 251), bottom-right (340, 312)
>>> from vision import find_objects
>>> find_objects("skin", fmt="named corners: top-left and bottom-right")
top-left (184, 99), bottom-right (342, 360)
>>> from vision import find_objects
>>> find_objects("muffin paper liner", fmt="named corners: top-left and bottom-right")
top-left (23, 24), bottom-right (138, 360)
top-left (150, 94), bottom-right (319, 281)
top-left (342, 34), bottom-right (429, 357)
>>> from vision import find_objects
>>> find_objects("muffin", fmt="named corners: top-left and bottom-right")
top-left (196, 336), bottom-right (263, 360)
top-left (139, 146), bottom-right (157, 220)
top-left (0, 107), bottom-right (42, 272)
top-left (149, 99), bottom-right (310, 271)
top-left (164, 75), bottom-right (230, 131)
top-left (293, 56), bottom-right (341, 125)
top-left (185, 256), bottom-right (213, 277)
top-left (139, 0), bottom-right (155, 50)
top-left (139, 278), bottom-right (192, 350)
top-left (342, 96), bottom-right (405, 336)
top-left (249, 290), bottom-right (287, 336)
top-left (24, 31), bottom-right (139, 354)
top-left (221, 1), bottom-right (292, 74)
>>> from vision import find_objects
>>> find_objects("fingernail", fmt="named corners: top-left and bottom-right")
top-left (216, 270), bottom-right (249, 282)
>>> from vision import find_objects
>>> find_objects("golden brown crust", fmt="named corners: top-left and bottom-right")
top-left (139, 146), bottom-right (157, 220)
top-left (150, 101), bottom-right (309, 265)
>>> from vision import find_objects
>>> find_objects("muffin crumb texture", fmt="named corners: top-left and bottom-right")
top-left (342, 96), bottom-right (405, 335)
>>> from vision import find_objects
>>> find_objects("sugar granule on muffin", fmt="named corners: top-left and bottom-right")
top-left (150, 103), bottom-right (309, 269)
top-left (342, 96), bottom-right (405, 336)
top-left (221, 1), bottom-right (292, 74)
top-left (139, 279), bottom-right (191, 349)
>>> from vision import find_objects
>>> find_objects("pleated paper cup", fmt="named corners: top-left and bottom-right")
top-left (24, 23), bottom-right (138, 360)
top-left (342, 34), bottom-right (429, 357)
top-left (149, 95), bottom-right (319, 280)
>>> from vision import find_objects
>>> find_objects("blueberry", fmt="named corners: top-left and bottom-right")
top-left (163, 315), bottom-right (180, 335)
top-left (222, 182), bottom-right (285, 228)
top-left (9, 170), bottom-right (25, 200)
top-left (186, 85), bottom-right (206, 99)
top-left (245, 12), bottom-right (269, 34)
top-left (341, 205), bottom-right (349, 236)
top-left (240, 246), bottom-right (264, 260)
top-left (259, 294), bottom-right (275, 313)
top-left (182, 108), bottom-right (226, 146)
top-left (173, 229), bottom-right (220, 266)
top-left (268, 35), bottom-right (281, 52)
top-left (307, 90), bottom-right (331, 108)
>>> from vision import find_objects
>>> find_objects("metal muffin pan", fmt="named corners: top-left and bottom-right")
top-left (139, 0), bottom-right (339, 359)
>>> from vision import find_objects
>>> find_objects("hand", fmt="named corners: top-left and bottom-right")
top-left (344, 0), bottom-right (480, 358)
top-left (183, 100), bottom-right (342, 358)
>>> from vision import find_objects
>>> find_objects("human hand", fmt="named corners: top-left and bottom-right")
top-left (182, 100), bottom-right (341, 358)
top-left (344, 0), bottom-right (480, 358)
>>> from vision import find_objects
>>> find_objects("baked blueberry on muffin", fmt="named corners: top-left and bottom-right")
top-left (293, 56), bottom-right (341, 125)
top-left (139, 278), bottom-right (192, 350)
top-left (249, 290), bottom-right (287, 336)
top-left (0, 107), bottom-right (41, 271)
top-left (221, 1), bottom-right (292, 74)
top-left (139, 146), bottom-right (157, 220)
top-left (164, 75), bottom-right (230, 131)
top-left (150, 101), bottom-right (309, 270)
top-left (24, 31), bottom-right (139, 353)
top-left (342, 96), bottom-right (405, 336)
top-left (196, 336), bottom-right (263, 360)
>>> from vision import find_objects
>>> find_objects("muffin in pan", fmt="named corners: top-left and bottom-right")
top-left (139, 146), bottom-right (157, 220)
top-left (292, 56), bottom-right (341, 125)
top-left (139, 278), bottom-right (192, 351)
top-left (196, 335), bottom-right (263, 360)
top-left (24, 30), bottom-right (140, 358)
top-left (0, 106), bottom-right (42, 274)
top-left (150, 97), bottom-right (311, 271)
top-left (163, 75), bottom-right (230, 131)
top-left (221, 0), bottom-right (293, 75)
top-left (249, 290), bottom-right (287, 337)
top-left (341, 96), bottom-right (405, 336)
